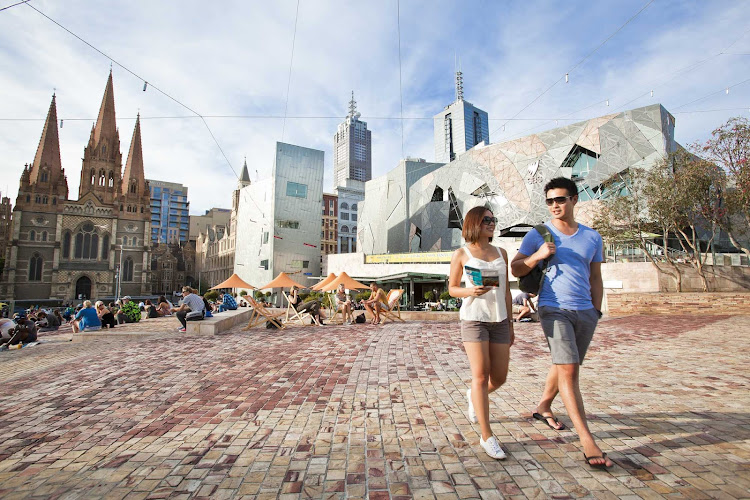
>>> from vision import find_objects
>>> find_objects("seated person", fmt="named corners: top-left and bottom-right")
top-left (512, 292), bottom-right (537, 322)
top-left (0, 314), bottom-right (37, 349)
top-left (143, 299), bottom-right (159, 319)
top-left (156, 295), bottom-right (172, 316)
top-left (36, 311), bottom-right (60, 332)
top-left (119, 296), bottom-right (141, 323)
top-left (72, 300), bottom-right (102, 333)
top-left (218, 293), bottom-right (237, 312)
top-left (62, 306), bottom-right (74, 323)
top-left (288, 286), bottom-right (325, 325)
top-left (361, 282), bottom-right (388, 325)
top-left (335, 284), bottom-right (354, 324)
top-left (171, 286), bottom-right (206, 333)
top-left (96, 300), bottom-right (117, 329)
top-left (53, 309), bottom-right (65, 326)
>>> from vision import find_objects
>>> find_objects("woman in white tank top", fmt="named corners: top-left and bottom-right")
top-left (448, 207), bottom-right (514, 460)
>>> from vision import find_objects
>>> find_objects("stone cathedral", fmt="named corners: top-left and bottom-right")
top-left (1, 72), bottom-right (151, 303)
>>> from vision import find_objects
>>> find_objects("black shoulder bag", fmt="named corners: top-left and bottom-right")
top-left (519, 225), bottom-right (553, 294)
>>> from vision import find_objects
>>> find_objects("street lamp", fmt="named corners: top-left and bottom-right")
top-left (115, 244), bottom-right (124, 301)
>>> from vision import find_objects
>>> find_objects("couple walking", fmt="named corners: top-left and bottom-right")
top-left (449, 177), bottom-right (612, 468)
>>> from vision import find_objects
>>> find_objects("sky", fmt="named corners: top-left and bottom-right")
top-left (0, 0), bottom-right (748, 215)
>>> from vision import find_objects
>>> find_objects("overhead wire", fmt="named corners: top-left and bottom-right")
top-left (489, 0), bottom-right (655, 139)
top-left (281, 0), bottom-right (300, 142)
top-left (23, 2), bottom-right (240, 180)
top-left (0, 0), bottom-right (29, 13)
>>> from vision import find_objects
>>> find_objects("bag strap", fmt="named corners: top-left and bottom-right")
top-left (534, 224), bottom-right (552, 295)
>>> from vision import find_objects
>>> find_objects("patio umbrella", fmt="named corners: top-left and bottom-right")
top-left (320, 272), bottom-right (369, 292)
top-left (258, 272), bottom-right (307, 290)
top-left (210, 273), bottom-right (256, 290)
top-left (310, 273), bottom-right (337, 291)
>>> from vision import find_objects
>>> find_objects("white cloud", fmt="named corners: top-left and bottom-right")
top-left (1, 0), bottom-right (748, 214)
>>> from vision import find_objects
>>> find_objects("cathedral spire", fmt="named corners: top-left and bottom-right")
top-left (93, 70), bottom-right (117, 147)
top-left (29, 93), bottom-right (63, 184)
top-left (239, 157), bottom-right (251, 186)
top-left (122, 113), bottom-right (145, 196)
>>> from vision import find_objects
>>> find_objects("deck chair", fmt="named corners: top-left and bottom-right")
top-left (379, 289), bottom-right (405, 324)
top-left (244, 297), bottom-right (286, 330)
top-left (282, 291), bottom-right (320, 326)
top-left (326, 292), bottom-right (350, 325)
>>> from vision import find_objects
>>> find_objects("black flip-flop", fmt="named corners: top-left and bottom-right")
top-left (532, 412), bottom-right (566, 430)
top-left (583, 452), bottom-right (612, 469)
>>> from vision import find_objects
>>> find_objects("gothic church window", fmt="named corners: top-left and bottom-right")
top-left (42, 231), bottom-right (47, 242)
top-left (90, 169), bottom-right (95, 185)
top-left (123, 257), bottom-right (133, 281)
top-left (41, 171), bottom-right (48, 182)
top-left (98, 170), bottom-right (106, 186)
top-left (63, 232), bottom-right (71, 258)
top-left (28, 253), bottom-right (42, 281)
top-left (74, 223), bottom-right (99, 260)
top-left (42, 196), bottom-right (48, 204)
top-left (108, 172), bottom-right (114, 187)
top-left (101, 235), bottom-right (109, 259)
top-left (29, 230), bottom-right (36, 241)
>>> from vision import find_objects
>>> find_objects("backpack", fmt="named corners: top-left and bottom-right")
top-left (519, 225), bottom-right (553, 294)
top-left (354, 313), bottom-right (366, 324)
top-left (266, 320), bottom-right (280, 329)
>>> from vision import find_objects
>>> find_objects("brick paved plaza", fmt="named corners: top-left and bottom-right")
top-left (1, 314), bottom-right (749, 499)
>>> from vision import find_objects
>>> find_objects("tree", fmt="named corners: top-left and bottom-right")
top-left (594, 150), bottom-right (725, 292)
top-left (239, 290), bottom-right (248, 296)
top-left (697, 117), bottom-right (750, 257)
top-left (204, 290), bottom-right (219, 302)
top-left (593, 168), bottom-right (684, 291)
top-left (424, 290), bottom-right (435, 301)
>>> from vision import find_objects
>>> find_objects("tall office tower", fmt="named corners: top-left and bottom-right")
top-left (433, 70), bottom-right (489, 163)
top-left (333, 92), bottom-right (372, 187)
top-left (147, 180), bottom-right (190, 244)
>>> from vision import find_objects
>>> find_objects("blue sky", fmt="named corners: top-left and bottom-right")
top-left (0, 0), bottom-right (748, 214)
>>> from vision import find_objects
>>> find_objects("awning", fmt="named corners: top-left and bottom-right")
top-left (210, 273), bottom-right (256, 290)
top-left (259, 272), bottom-right (307, 290)
top-left (320, 272), bottom-right (370, 292)
top-left (311, 273), bottom-right (337, 291)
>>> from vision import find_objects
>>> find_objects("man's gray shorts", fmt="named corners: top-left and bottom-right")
top-left (538, 306), bottom-right (599, 365)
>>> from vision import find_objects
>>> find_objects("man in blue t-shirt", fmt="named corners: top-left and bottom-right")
top-left (511, 177), bottom-right (612, 469)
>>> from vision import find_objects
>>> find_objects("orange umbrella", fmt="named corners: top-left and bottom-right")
top-left (210, 273), bottom-right (256, 290)
top-left (259, 272), bottom-right (307, 290)
top-left (311, 273), bottom-right (337, 291)
top-left (320, 272), bottom-right (369, 292)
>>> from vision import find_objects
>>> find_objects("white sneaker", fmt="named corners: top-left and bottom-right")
top-left (466, 389), bottom-right (477, 423)
top-left (480, 436), bottom-right (507, 460)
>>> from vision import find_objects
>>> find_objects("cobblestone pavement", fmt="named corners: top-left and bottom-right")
top-left (0, 315), bottom-right (748, 499)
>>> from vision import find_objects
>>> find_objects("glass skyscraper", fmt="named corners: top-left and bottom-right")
top-left (434, 71), bottom-right (489, 163)
top-left (333, 92), bottom-right (372, 186)
top-left (147, 179), bottom-right (190, 244)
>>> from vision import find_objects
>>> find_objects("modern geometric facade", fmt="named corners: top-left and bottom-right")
top-left (147, 179), bottom-right (189, 244)
top-left (1, 72), bottom-right (152, 302)
top-left (361, 104), bottom-right (676, 254)
top-left (333, 92), bottom-right (372, 186)
top-left (234, 142), bottom-right (324, 298)
top-left (434, 71), bottom-right (489, 163)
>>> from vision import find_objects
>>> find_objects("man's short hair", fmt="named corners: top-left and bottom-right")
top-left (544, 177), bottom-right (578, 197)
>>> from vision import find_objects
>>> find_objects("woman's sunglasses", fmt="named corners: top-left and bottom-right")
top-left (482, 216), bottom-right (498, 225)
top-left (545, 196), bottom-right (573, 206)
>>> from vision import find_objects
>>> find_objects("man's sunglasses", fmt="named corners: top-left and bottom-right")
top-left (482, 216), bottom-right (498, 225)
top-left (545, 196), bottom-right (573, 206)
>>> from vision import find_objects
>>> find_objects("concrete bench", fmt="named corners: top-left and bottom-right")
top-left (185, 308), bottom-right (254, 335)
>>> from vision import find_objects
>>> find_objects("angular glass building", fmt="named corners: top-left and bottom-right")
top-left (234, 142), bottom-right (324, 296)
top-left (360, 104), bottom-right (676, 254)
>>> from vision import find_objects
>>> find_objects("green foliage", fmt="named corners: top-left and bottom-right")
top-left (424, 291), bottom-right (435, 301)
top-left (239, 290), bottom-right (248, 296)
top-left (254, 291), bottom-right (264, 300)
top-left (355, 291), bottom-right (371, 302)
top-left (204, 290), bottom-right (219, 302)
top-left (439, 291), bottom-right (451, 301)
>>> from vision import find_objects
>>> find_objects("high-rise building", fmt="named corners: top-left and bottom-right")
top-left (147, 180), bottom-right (189, 244)
top-left (333, 92), bottom-right (372, 186)
top-left (433, 71), bottom-right (489, 163)
top-left (321, 192), bottom-right (337, 272)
